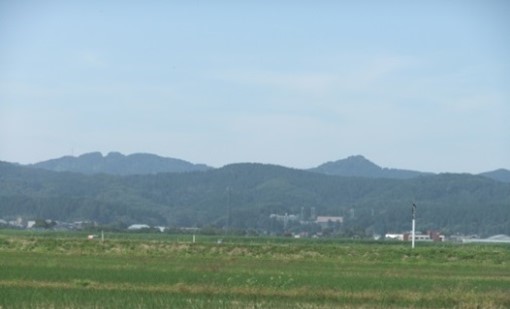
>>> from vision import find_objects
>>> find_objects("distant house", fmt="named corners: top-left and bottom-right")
top-left (270, 213), bottom-right (300, 222)
top-left (315, 216), bottom-right (343, 228)
top-left (403, 231), bottom-right (445, 242)
top-left (386, 231), bottom-right (444, 242)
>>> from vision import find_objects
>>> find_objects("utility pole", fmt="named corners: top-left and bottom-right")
top-left (412, 203), bottom-right (416, 249)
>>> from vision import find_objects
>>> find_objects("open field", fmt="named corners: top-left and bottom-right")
top-left (0, 232), bottom-right (509, 308)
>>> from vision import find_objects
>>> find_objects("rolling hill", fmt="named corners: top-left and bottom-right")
top-left (1, 160), bottom-right (509, 236)
top-left (479, 169), bottom-right (510, 183)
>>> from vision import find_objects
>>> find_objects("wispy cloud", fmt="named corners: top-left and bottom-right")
top-left (211, 69), bottom-right (338, 97)
top-left (78, 50), bottom-right (108, 69)
top-left (210, 54), bottom-right (418, 97)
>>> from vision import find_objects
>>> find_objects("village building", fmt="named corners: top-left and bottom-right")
top-left (315, 216), bottom-right (344, 228)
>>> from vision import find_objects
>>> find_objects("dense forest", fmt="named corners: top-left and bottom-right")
top-left (1, 160), bottom-right (509, 236)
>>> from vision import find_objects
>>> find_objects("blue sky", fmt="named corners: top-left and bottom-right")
top-left (1, 0), bottom-right (509, 173)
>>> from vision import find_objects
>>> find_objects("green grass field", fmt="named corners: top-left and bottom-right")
top-left (0, 231), bottom-right (509, 308)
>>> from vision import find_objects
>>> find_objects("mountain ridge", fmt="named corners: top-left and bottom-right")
top-left (18, 152), bottom-right (510, 183)
top-left (1, 160), bottom-right (509, 235)
top-left (30, 152), bottom-right (211, 175)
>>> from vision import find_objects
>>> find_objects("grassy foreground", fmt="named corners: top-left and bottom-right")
top-left (0, 232), bottom-right (509, 308)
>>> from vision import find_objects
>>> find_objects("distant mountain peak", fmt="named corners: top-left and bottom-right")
top-left (78, 152), bottom-right (102, 159)
top-left (342, 155), bottom-right (380, 167)
top-left (310, 155), bottom-right (428, 179)
top-left (30, 151), bottom-right (211, 175)
top-left (347, 154), bottom-right (368, 160)
top-left (106, 151), bottom-right (123, 158)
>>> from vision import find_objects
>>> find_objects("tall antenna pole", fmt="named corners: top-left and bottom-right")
top-left (412, 203), bottom-right (416, 249)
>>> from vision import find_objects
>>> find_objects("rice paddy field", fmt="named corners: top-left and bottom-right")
top-left (0, 231), bottom-right (509, 308)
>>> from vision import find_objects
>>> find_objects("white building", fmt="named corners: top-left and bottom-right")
top-left (315, 216), bottom-right (343, 228)
top-left (385, 231), bottom-right (444, 242)
top-left (385, 233), bottom-right (404, 241)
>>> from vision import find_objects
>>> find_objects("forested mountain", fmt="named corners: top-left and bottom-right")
top-left (309, 155), bottom-right (429, 179)
top-left (479, 169), bottom-right (510, 183)
top-left (1, 160), bottom-right (509, 236)
top-left (31, 152), bottom-right (211, 175)
top-left (28, 152), bottom-right (508, 184)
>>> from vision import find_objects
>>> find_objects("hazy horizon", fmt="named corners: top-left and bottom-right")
top-left (1, 1), bottom-right (509, 174)
top-left (4, 150), bottom-right (507, 174)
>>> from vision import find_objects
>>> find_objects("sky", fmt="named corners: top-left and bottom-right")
top-left (1, 0), bottom-right (509, 173)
